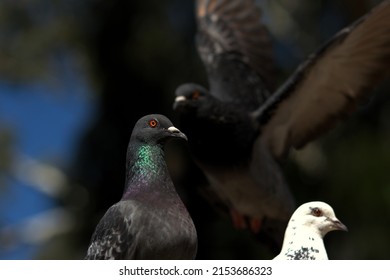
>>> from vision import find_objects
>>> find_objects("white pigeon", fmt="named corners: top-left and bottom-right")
top-left (274, 201), bottom-right (347, 260)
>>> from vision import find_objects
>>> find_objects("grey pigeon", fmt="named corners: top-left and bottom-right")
top-left (173, 0), bottom-right (390, 248)
top-left (273, 201), bottom-right (347, 260)
top-left (174, 0), bottom-right (294, 247)
top-left (85, 114), bottom-right (197, 260)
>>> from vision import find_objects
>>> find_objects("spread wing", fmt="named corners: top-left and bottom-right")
top-left (84, 203), bottom-right (135, 260)
top-left (256, 0), bottom-right (390, 158)
top-left (196, 0), bottom-right (276, 110)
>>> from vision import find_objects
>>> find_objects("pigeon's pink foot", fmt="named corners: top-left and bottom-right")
top-left (230, 208), bottom-right (247, 230)
top-left (249, 217), bottom-right (262, 234)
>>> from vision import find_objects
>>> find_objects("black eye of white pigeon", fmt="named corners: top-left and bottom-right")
top-left (311, 207), bottom-right (323, 217)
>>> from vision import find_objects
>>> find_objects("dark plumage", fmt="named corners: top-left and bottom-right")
top-left (85, 114), bottom-right (197, 260)
top-left (173, 0), bottom-right (390, 248)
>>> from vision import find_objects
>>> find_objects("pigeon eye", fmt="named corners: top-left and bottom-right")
top-left (191, 90), bottom-right (201, 100)
top-left (148, 119), bottom-right (158, 128)
top-left (311, 207), bottom-right (323, 217)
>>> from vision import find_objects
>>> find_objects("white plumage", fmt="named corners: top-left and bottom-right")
top-left (274, 201), bottom-right (347, 260)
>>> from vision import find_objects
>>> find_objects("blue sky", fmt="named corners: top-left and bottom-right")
top-left (0, 76), bottom-right (95, 259)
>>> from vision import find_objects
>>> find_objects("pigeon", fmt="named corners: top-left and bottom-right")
top-left (173, 0), bottom-right (390, 247)
top-left (273, 201), bottom-right (348, 260)
top-left (85, 114), bottom-right (197, 260)
top-left (174, 0), bottom-right (294, 245)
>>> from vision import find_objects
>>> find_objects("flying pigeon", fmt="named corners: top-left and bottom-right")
top-left (173, 0), bottom-right (390, 246)
top-left (85, 114), bottom-right (197, 260)
top-left (273, 201), bottom-right (348, 260)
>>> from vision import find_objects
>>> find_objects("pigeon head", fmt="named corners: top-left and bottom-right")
top-left (275, 201), bottom-right (347, 259)
top-left (124, 114), bottom-right (187, 197)
top-left (290, 201), bottom-right (348, 237)
top-left (173, 83), bottom-right (213, 113)
top-left (173, 83), bottom-right (258, 164)
top-left (130, 114), bottom-right (187, 145)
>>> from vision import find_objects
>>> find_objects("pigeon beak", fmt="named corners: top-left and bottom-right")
top-left (173, 96), bottom-right (186, 110)
top-left (175, 96), bottom-right (186, 103)
top-left (332, 219), bottom-right (348, 232)
top-left (167, 126), bottom-right (188, 141)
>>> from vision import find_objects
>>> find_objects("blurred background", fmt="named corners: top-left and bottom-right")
top-left (0, 0), bottom-right (389, 260)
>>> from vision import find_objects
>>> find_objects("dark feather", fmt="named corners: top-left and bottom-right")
top-left (256, 0), bottom-right (390, 158)
top-left (85, 204), bottom-right (134, 259)
top-left (196, 0), bottom-right (276, 109)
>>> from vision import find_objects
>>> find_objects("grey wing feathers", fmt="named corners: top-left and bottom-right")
top-left (196, 0), bottom-right (276, 106)
top-left (256, 0), bottom-right (390, 158)
top-left (85, 204), bottom-right (135, 260)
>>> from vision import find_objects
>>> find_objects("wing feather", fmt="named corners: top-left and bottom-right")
top-left (257, 0), bottom-right (390, 158)
top-left (85, 203), bottom-right (135, 260)
top-left (196, 0), bottom-right (276, 107)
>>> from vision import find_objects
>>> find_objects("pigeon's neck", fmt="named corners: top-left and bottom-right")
top-left (123, 143), bottom-right (173, 198)
top-left (181, 100), bottom-right (257, 165)
top-left (278, 221), bottom-right (328, 260)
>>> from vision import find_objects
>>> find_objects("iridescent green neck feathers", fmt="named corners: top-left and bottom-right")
top-left (124, 143), bottom-right (171, 197)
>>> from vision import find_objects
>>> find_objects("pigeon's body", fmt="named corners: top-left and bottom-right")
top-left (174, 0), bottom-right (390, 248)
top-left (193, 134), bottom-right (293, 226)
top-left (174, 0), bottom-right (294, 246)
top-left (275, 225), bottom-right (328, 260)
top-left (274, 201), bottom-right (347, 260)
top-left (85, 114), bottom-right (197, 260)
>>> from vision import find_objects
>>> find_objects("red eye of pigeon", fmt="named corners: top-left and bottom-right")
top-left (148, 119), bottom-right (158, 128)
top-left (191, 90), bottom-right (201, 100)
